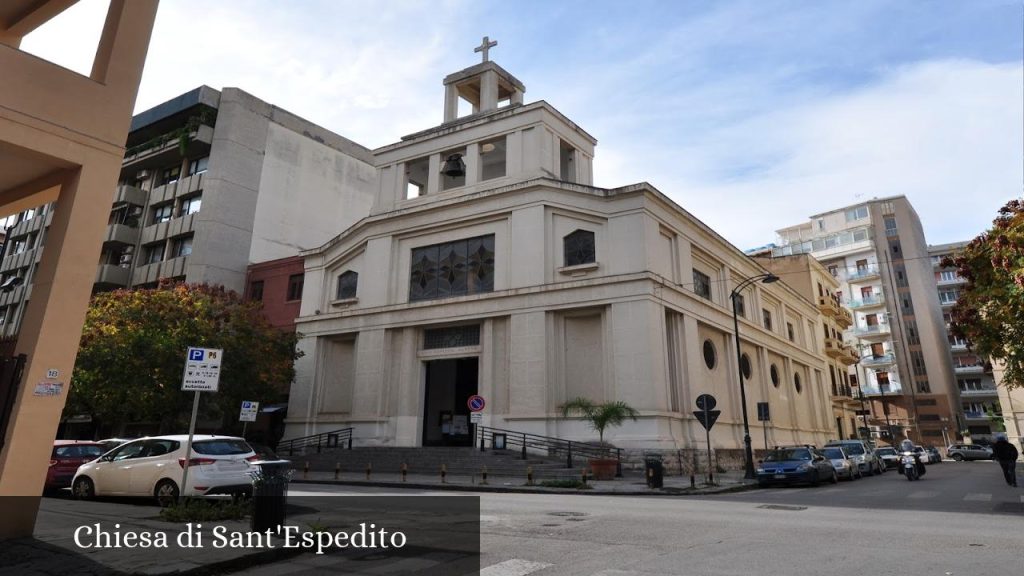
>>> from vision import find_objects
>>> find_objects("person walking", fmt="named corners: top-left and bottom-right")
top-left (991, 433), bottom-right (1019, 487)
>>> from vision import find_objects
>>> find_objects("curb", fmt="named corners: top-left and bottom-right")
top-left (290, 478), bottom-right (760, 496)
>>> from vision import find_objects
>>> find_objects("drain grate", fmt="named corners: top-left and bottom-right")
top-left (757, 504), bottom-right (807, 511)
top-left (547, 511), bottom-right (588, 517)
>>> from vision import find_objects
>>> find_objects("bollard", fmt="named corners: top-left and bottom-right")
top-left (401, 462), bottom-right (407, 482)
top-left (481, 465), bottom-right (488, 485)
top-left (366, 462), bottom-right (372, 481)
top-left (334, 462), bottom-right (340, 480)
top-left (527, 466), bottom-right (534, 486)
top-left (581, 467), bottom-right (588, 486)
top-left (303, 461), bottom-right (309, 480)
top-left (441, 464), bottom-right (447, 484)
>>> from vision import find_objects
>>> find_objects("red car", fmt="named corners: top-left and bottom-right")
top-left (46, 441), bottom-right (106, 492)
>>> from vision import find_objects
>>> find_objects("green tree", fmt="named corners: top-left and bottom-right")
top-left (65, 283), bottom-right (301, 434)
top-left (558, 397), bottom-right (639, 445)
top-left (947, 199), bottom-right (1024, 390)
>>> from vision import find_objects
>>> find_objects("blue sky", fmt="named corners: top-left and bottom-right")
top-left (22, 0), bottom-right (1023, 249)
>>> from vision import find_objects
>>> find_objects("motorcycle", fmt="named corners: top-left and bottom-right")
top-left (901, 451), bottom-right (924, 481)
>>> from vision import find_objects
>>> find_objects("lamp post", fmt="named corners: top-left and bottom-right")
top-left (731, 272), bottom-right (779, 480)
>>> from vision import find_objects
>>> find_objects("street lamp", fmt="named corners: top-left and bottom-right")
top-left (731, 272), bottom-right (779, 479)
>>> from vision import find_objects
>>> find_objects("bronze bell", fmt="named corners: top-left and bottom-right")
top-left (442, 154), bottom-right (465, 178)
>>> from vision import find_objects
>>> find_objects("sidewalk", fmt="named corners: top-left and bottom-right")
top-left (289, 468), bottom-right (758, 495)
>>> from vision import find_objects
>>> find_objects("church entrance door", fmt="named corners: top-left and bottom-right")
top-left (422, 357), bottom-right (479, 447)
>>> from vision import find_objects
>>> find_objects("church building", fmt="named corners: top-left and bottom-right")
top-left (284, 43), bottom-right (835, 453)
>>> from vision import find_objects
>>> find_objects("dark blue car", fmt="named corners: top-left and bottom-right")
top-left (756, 447), bottom-right (837, 487)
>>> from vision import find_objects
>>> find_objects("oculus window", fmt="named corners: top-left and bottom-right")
top-left (336, 271), bottom-right (358, 300)
top-left (563, 230), bottom-right (596, 267)
top-left (770, 364), bottom-right (780, 387)
top-left (410, 234), bottom-right (495, 302)
top-left (702, 340), bottom-right (716, 370)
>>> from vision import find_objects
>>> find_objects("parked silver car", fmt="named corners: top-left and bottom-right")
top-left (824, 440), bottom-right (883, 475)
top-left (821, 446), bottom-right (860, 480)
top-left (875, 446), bottom-right (900, 470)
top-left (947, 443), bottom-right (993, 461)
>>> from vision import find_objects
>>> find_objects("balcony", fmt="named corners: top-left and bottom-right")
top-left (846, 265), bottom-right (880, 283)
top-left (937, 276), bottom-right (964, 286)
top-left (958, 387), bottom-right (999, 398)
top-left (861, 353), bottom-right (896, 370)
top-left (949, 341), bottom-right (969, 352)
top-left (962, 411), bottom-right (995, 422)
top-left (954, 364), bottom-right (986, 375)
top-left (834, 308), bottom-right (853, 329)
top-left (848, 294), bottom-right (885, 310)
top-left (824, 337), bottom-right (844, 358)
top-left (95, 264), bottom-right (131, 288)
top-left (853, 324), bottom-right (891, 341)
top-left (838, 345), bottom-right (860, 366)
top-left (940, 298), bottom-right (958, 308)
top-left (112, 184), bottom-right (148, 207)
top-left (818, 295), bottom-right (841, 317)
top-left (122, 123), bottom-right (214, 170)
top-left (862, 384), bottom-right (903, 396)
top-left (103, 223), bottom-right (141, 246)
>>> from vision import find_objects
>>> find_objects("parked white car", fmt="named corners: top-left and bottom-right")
top-left (72, 435), bottom-right (256, 504)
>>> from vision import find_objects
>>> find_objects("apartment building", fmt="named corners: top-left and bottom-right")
top-left (773, 197), bottom-right (958, 445)
top-left (929, 241), bottom-right (1001, 444)
top-left (0, 85), bottom-right (378, 337)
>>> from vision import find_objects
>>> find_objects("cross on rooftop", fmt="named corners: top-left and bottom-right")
top-left (474, 36), bottom-right (497, 62)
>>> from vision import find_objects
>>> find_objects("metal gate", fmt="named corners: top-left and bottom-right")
top-left (0, 354), bottom-right (28, 452)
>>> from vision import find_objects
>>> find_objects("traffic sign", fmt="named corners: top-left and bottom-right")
top-left (693, 409), bottom-right (721, 431)
top-left (467, 395), bottom-right (486, 412)
top-left (695, 394), bottom-right (717, 411)
top-left (757, 402), bottom-right (770, 422)
top-left (239, 401), bottom-right (259, 422)
top-left (182, 347), bottom-right (223, 392)
top-left (470, 412), bottom-right (483, 424)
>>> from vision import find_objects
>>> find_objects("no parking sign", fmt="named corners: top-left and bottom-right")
top-left (467, 395), bottom-right (486, 412)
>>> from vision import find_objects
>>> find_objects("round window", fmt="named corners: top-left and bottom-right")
top-left (739, 353), bottom-right (752, 380)
top-left (702, 340), bottom-right (716, 370)
top-left (794, 372), bottom-right (802, 394)
top-left (770, 364), bottom-right (780, 388)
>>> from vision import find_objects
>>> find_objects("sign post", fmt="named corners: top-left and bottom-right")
top-left (180, 347), bottom-right (223, 503)
top-left (756, 402), bottom-right (771, 452)
top-left (693, 394), bottom-right (720, 484)
top-left (239, 400), bottom-right (259, 438)
top-left (467, 395), bottom-right (486, 451)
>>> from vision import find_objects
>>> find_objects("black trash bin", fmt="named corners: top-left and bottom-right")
top-left (251, 459), bottom-right (291, 533)
top-left (644, 454), bottom-right (664, 488)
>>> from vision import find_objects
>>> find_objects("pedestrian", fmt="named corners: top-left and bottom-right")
top-left (990, 433), bottom-right (1019, 487)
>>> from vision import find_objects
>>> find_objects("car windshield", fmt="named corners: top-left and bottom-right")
top-left (838, 444), bottom-right (864, 455)
top-left (822, 448), bottom-right (845, 459)
top-left (192, 439), bottom-right (252, 455)
top-left (764, 449), bottom-right (811, 462)
top-left (54, 445), bottom-right (105, 458)
top-left (877, 448), bottom-right (896, 456)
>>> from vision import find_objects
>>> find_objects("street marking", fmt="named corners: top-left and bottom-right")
top-left (481, 559), bottom-right (553, 576)
top-left (908, 490), bottom-right (940, 499)
top-left (964, 493), bottom-right (992, 502)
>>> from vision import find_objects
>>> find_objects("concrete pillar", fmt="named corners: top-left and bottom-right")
top-left (443, 85), bottom-right (459, 122)
top-left (464, 142), bottom-right (480, 187)
top-left (480, 70), bottom-right (499, 112)
top-left (427, 154), bottom-right (441, 195)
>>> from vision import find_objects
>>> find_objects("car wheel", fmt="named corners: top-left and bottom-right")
top-left (154, 479), bottom-right (179, 507)
top-left (72, 477), bottom-right (95, 500)
top-left (952, 453), bottom-right (964, 462)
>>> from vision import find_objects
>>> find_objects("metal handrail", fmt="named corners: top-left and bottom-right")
top-left (277, 427), bottom-right (353, 456)
top-left (476, 425), bottom-right (622, 477)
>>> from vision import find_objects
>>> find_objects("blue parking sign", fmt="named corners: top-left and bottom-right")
top-left (188, 349), bottom-right (204, 361)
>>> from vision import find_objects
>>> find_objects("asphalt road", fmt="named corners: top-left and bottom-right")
top-left (286, 461), bottom-right (1023, 576)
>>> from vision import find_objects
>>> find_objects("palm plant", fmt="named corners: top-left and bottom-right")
top-left (558, 397), bottom-right (639, 445)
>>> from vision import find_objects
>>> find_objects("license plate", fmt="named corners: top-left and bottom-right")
top-left (217, 460), bottom-right (246, 470)
top-left (774, 474), bottom-right (786, 479)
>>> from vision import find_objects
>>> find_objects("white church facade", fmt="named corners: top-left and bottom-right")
top-left (284, 51), bottom-right (836, 453)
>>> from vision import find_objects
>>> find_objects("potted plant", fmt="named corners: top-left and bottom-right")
top-left (558, 397), bottom-right (639, 480)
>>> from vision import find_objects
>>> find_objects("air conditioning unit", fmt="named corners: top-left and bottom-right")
top-left (128, 206), bottom-right (143, 217)
top-left (135, 170), bottom-right (151, 181)
top-left (119, 254), bottom-right (133, 265)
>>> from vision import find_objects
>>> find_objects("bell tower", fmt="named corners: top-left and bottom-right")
top-left (443, 36), bottom-right (525, 122)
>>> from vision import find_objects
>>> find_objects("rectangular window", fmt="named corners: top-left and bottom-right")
top-left (479, 135), bottom-right (507, 181)
top-left (845, 206), bottom-right (868, 222)
top-left (733, 294), bottom-right (745, 318)
top-left (144, 243), bottom-right (163, 265)
top-left (172, 236), bottom-right (193, 258)
top-left (158, 165), bottom-right (180, 187)
top-left (787, 322), bottom-right (795, 341)
top-left (180, 194), bottom-right (202, 216)
top-left (692, 270), bottom-right (711, 300)
top-left (423, 324), bottom-right (481, 349)
top-left (762, 309), bottom-right (772, 331)
top-left (151, 203), bottom-right (173, 224)
top-left (287, 274), bottom-right (304, 301)
top-left (188, 156), bottom-right (209, 176)
top-left (410, 235), bottom-right (495, 302)
top-left (249, 280), bottom-right (264, 301)
top-left (939, 270), bottom-right (958, 282)
top-left (884, 216), bottom-right (897, 237)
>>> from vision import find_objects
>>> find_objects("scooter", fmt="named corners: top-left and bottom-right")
top-left (901, 452), bottom-right (924, 481)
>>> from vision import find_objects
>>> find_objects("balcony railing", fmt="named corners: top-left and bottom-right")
top-left (954, 364), bottom-right (986, 375)
top-left (861, 353), bottom-right (896, 369)
top-left (846, 265), bottom-right (880, 282)
top-left (834, 308), bottom-right (853, 328)
top-left (853, 324), bottom-right (891, 338)
top-left (848, 294), bottom-right (885, 309)
top-left (949, 341), bottom-right (969, 352)
top-left (958, 387), bottom-right (998, 397)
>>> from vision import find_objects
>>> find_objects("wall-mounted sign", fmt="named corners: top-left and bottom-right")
top-left (33, 381), bottom-right (64, 396)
